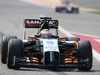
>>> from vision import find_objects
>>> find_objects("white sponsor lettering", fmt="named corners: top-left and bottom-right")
top-left (26, 20), bottom-right (41, 24)
top-left (48, 21), bottom-right (57, 25)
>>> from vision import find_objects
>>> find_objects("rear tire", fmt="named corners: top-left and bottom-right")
top-left (78, 40), bottom-right (93, 71)
top-left (1, 36), bottom-right (17, 64)
top-left (7, 39), bottom-right (23, 69)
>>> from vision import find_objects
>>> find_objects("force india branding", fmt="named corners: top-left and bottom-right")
top-left (41, 39), bottom-right (59, 52)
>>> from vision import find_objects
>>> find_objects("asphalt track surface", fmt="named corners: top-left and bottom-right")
top-left (0, 0), bottom-right (100, 75)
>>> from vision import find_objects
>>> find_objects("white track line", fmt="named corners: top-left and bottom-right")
top-left (95, 39), bottom-right (100, 42)
top-left (59, 26), bottom-right (74, 37)
top-left (93, 50), bottom-right (100, 62)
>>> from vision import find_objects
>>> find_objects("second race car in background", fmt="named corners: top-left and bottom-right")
top-left (55, 1), bottom-right (79, 14)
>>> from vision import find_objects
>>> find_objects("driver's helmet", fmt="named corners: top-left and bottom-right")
top-left (40, 29), bottom-right (51, 35)
top-left (40, 29), bottom-right (52, 38)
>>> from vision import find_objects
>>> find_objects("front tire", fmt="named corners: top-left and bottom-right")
top-left (1, 36), bottom-right (17, 64)
top-left (7, 39), bottom-right (23, 69)
top-left (78, 40), bottom-right (93, 71)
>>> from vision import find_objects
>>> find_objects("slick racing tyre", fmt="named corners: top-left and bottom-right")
top-left (1, 36), bottom-right (17, 64)
top-left (67, 37), bottom-right (80, 42)
top-left (78, 40), bottom-right (93, 71)
top-left (7, 39), bottom-right (23, 69)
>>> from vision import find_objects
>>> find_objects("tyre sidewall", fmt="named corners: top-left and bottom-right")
top-left (7, 39), bottom-right (23, 69)
top-left (1, 36), bottom-right (17, 64)
top-left (78, 40), bottom-right (93, 71)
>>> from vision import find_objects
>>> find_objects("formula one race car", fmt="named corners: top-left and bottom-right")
top-left (56, 6), bottom-right (79, 14)
top-left (55, 1), bottom-right (79, 14)
top-left (1, 17), bottom-right (92, 71)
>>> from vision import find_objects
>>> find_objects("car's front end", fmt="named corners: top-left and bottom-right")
top-left (11, 38), bottom-right (82, 69)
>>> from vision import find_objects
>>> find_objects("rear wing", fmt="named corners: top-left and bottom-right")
top-left (25, 19), bottom-right (58, 29)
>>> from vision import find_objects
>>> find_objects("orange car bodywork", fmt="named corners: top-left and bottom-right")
top-left (59, 37), bottom-right (78, 64)
top-left (26, 57), bottom-right (39, 63)
top-left (63, 50), bottom-right (78, 64)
